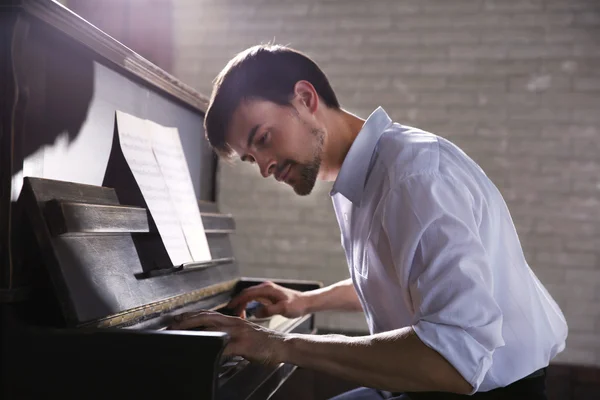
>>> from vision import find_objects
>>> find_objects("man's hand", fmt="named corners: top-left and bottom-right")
top-left (167, 310), bottom-right (286, 365)
top-left (227, 281), bottom-right (308, 319)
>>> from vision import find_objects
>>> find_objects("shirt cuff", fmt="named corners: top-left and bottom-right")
top-left (413, 320), bottom-right (501, 394)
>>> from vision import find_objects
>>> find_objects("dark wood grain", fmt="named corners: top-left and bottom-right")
top-left (44, 200), bottom-right (151, 236)
top-left (44, 200), bottom-right (236, 236)
top-left (22, 177), bottom-right (242, 325)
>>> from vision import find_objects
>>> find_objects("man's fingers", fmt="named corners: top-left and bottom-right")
top-left (227, 284), bottom-right (281, 311)
top-left (255, 302), bottom-right (284, 318)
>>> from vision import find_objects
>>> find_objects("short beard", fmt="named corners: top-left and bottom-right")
top-left (293, 127), bottom-right (324, 196)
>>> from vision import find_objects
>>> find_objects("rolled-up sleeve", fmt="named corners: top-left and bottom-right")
top-left (382, 172), bottom-right (505, 393)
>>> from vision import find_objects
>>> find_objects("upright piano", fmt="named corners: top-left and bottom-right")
top-left (0, 1), bottom-right (321, 398)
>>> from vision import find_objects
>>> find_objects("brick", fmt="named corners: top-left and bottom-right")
top-left (568, 333), bottom-right (600, 351)
top-left (509, 13), bottom-right (575, 27)
top-left (420, 0), bottom-right (483, 13)
top-left (534, 219), bottom-right (595, 237)
top-left (331, 45), bottom-right (449, 61)
top-left (337, 17), bottom-right (393, 30)
top-left (474, 60), bottom-right (541, 75)
top-left (508, 44), bottom-right (574, 59)
top-left (542, 93), bottom-right (600, 106)
top-left (566, 270), bottom-right (600, 285)
top-left (419, 31), bottom-right (479, 45)
top-left (542, 125), bottom-right (598, 139)
top-left (281, 18), bottom-right (339, 33)
top-left (573, 11), bottom-right (600, 26)
top-left (553, 349), bottom-right (596, 365)
top-left (310, 2), bottom-right (420, 16)
top-left (255, 4), bottom-right (310, 17)
top-left (542, 59), bottom-right (600, 75)
top-left (362, 32), bottom-right (420, 46)
top-left (332, 77), bottom-right (392, 91)
top-left (480, 29), bottom-right (544, 44)
top-left (394, 13), bottom-right (513, 29)
top-left (392, 76), bottom-right (446, 91)
top-left (565, 313), bottom-right (597, 332)
top-left (419, 61), bottom-right (478, 75)
top-left (534, 267), bottom-right (566, 285)
top-left (482, 0), bottom-right (543, 11)
top-left (565, 237), bottom-right (600, 252)
top-left (573, 109), bottom-right (600, 123)
top-left (486, 155), bottom-right (539, 171)
top-left (449, 45), bottom-right (509, 59)
top-left (508, 107), bottom-right (572, 123)
top-left (537, 252), bottom-right (597, 269)
top-left (418, 93), bottom-right (476, 106)
top-left (574, 45), bottom-right (600, 58)
top-left (546, 28), bottom-right (600, 44)
top-left (507, 135), bottom-right (570, 156)
top-left (321, 61), bottom-right (420, 76)
top-left (445, 76), bottom-right (507, 91)
top-left (545, 1), bottom-right (600, 11)
top-left (574, 77), bottom-right (600, 91)
top-left (482, 93), bottom-right (540, 106)
top-left (522, 234), bottom-right (563, 251)
top-left (509, 75), bottom-right (571, 93)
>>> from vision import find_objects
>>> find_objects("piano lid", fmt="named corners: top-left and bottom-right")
top-left (9, 0), bottom-right (209, 113)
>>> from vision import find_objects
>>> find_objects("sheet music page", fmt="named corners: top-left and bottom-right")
top-left (148, 120), bottom-right (212, 262)
top-left (115, 111), bottom-right (192, 266)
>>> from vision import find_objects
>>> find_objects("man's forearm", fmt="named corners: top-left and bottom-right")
top-left (302, 278), bottom-right (363, 313)
top-left (279, 327), bottom-right (472, 394)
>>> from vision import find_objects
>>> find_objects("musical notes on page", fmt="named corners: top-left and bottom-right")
top-left (115, 111), bottom-right (193, 266)
top-left (148, 119), bottom-right (212, 262)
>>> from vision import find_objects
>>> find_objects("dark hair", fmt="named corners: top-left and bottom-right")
top-left (204, 44), bottom-right (340, 158)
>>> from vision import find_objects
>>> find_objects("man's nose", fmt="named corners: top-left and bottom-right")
top-left (259, 158), bottom-right (276, 178)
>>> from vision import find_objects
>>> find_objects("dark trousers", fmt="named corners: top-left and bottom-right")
top-left (329, 369), bottom-right (547, 400)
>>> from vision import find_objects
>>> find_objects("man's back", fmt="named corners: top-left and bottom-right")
top-left (332, 107), bottom-right (568, 392)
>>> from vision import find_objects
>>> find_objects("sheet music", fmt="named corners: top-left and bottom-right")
top-left (148, 120), bottom-right (212, 262)
top-left (115, 111), bottom-right (192, 266)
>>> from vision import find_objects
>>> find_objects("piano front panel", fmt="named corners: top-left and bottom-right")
top-left (22, 177), bottom-right (241, 326)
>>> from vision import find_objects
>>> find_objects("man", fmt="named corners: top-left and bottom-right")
top-left (169, 44), bottom-right (568, 399)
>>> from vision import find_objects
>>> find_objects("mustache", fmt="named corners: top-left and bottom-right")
top-left (276, 160), bottom-right (295, 175)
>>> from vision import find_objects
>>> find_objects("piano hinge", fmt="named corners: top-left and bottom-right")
top-left (78, 278), bottom-right (239, 328)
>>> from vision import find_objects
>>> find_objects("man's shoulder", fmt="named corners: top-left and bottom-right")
top-left (375, 123), bottom-right (441, 179)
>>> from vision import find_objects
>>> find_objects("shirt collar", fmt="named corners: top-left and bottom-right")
top-left (330, 107), bottom-right (392, 205)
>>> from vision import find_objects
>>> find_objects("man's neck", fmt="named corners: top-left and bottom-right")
top-left (318, 108), bottom-right (365, 182)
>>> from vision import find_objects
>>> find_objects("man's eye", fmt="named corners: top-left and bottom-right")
top-left (257, 132), bottom-right (269, 146)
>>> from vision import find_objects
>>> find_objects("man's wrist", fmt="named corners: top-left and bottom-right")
top-left (277, 332), bottom-right (302, 365)
top-left (297, 291), bottom-right (316, 315)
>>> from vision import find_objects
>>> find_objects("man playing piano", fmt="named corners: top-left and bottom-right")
top-left (169, 45), bottom-right (568, 399)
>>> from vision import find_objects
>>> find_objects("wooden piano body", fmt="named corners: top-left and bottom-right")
top-left (0, 1), bottom-right (321, 398)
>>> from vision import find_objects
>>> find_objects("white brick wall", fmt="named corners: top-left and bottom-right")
top-left (173, 0), bottom-right (600, 365)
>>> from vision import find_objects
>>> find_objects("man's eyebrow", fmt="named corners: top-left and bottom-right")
top-left (246, 124), bottom-right (261, 149)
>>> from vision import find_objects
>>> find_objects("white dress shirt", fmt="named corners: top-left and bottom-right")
top-left (330, 107), bottom-right (568, 393)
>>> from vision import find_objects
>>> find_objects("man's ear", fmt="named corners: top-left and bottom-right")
top-left (294, 80), bottom-right (319, 114)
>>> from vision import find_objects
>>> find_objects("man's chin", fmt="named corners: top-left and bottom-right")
top-left (291, 180), bottom-right (315, 196)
